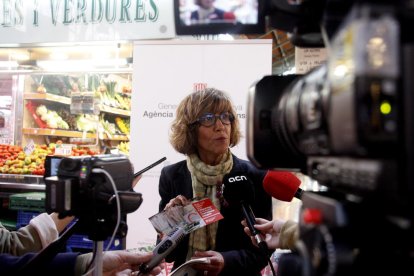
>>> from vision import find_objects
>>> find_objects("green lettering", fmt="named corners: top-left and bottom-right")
top-left (2, 0), bottom-right (12, 26)
top-left (148, 0), bottom-right (158, 21)
top-left (91, 0), bottom-right (103, 23)
top-left (63, 0), bottom-right (74, 24)
top-left (105, 0), bottom-right (116, 23)
top-left (134, 0), bottom-right (145, 22)
top-left (33, 0), bottom-right (39, 26)
top-left (75, 0), bottom-right (87, 24)
top-left (119, 0), bottom-right (131, 22)
top-left (50, 0), bottom-right (61, 26)
top-left (14, 0), bottom-right (24, 25)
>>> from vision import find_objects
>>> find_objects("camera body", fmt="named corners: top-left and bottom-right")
top-left (247, 1), bottom-right (414, 275)
top-left (44, 154), bottom-right (142, 240)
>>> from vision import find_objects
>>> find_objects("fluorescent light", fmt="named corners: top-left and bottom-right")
top-left (37, 58), bottom-right (129, 71)
top-left (0, 61), bottom-right (18, 68)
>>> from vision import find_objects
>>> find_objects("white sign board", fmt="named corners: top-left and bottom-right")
top-left (0, 0), bottom-right (175, 44)
top-left (127, 39), bottom-right (272, 249)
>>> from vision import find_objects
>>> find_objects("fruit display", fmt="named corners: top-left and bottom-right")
top-left (117, 141), bottom-right (130, 155)
top-left (0, 144), bottom-right (50, 175)
top-left (0, 143), bottom-right (99, 175)
top-left (36, 104), bottom-right (70, 129)
top-left (115, 117), bottom-right (130, 135)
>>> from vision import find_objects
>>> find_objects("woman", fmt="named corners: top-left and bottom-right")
top-left (159, 88), bottom-right (272, 276)
top-left (190, 0), bottom-right (235, 23)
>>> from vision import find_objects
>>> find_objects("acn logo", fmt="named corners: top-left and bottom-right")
top-left (228, 175), bottom-right (247, 182)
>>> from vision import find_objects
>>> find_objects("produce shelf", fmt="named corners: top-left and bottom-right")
top-left (99, 105), bottom-right (131, 116)
top-left (22, 128), bottom-right (98, 138)
top-left (24, 93), bottom-right (71, 104)
top-left (22, 128), bottom-right (128, 141)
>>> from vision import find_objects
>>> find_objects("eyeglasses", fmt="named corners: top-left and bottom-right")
top-left (191, 112), bottom-right (235, 127)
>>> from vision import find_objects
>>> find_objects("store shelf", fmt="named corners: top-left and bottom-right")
top-left (22, 127), bottom-right (98, 138)
top-left (22, 127), bottom-right (128, 141)
top-left (99, 105), bottom-right (131, 116)
top-left (0, 174), bottom-right (45, 191)
top-left (24, 93), bottom-right (71, 105)
top-left (24, 93), bottom-right (131, 116)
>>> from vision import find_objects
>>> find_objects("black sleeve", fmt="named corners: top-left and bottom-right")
top-left (158, 166), bottom-right (172, 212)
top-left (0, 252), bottom-right (79, 276)
top-left (157, 164), bottom-right (191, 267)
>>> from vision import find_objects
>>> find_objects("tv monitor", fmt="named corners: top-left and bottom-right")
top-left (174, 0), bottom-right (265, 35)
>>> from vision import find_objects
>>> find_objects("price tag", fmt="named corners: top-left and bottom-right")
top-left (70, 91), bottom-right (99, 115)
top-left (54, 143), bottom-right (73, 156)
top-left (24, 140), bottom-right (35, 155)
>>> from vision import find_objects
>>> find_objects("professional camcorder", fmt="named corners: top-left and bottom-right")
top-left (44, 154), bottom-right (142, 241)
top-left (247, 1), bottom-right (414, 275)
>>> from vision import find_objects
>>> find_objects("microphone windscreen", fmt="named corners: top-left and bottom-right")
top-left (263, 171), bottom-right (301, 202)
top-left (222, 172), bottom-right (255, 204)
top-left (223, 12), bottom-right (236, 20)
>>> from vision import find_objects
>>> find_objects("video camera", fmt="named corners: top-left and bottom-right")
top-left (246, 1), bottom-right (414, 275)
top-left (44, 154), bottom-right (142, 241)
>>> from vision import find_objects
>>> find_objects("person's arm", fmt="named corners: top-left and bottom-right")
top-left (242, 218), bottom-right (299, 250)
top-left (49, 213), bottom-right (75, 233)
top-left (0, 213), bottom-right (56, 256)
top-left (0, 252), bottom-right (79, 276)
top-left (0, 212), bottom-right (75, 256)
top-left (75, 251), bottom-right (163, 276)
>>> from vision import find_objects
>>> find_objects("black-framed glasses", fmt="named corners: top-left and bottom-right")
top-left (191, 112), bottom-right (235, 127)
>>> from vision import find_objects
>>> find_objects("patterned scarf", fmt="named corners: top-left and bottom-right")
top-left (186, 150), bottom-right (233, 260)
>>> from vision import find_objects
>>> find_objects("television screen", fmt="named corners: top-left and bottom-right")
top-left (174, 0), bottom-right (265, 35)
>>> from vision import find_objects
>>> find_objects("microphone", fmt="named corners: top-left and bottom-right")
top-left (222, 173), bottom-right (268, 252)
top-left (263, 171), bottom-right (303, 201)
top-left (138, 225), bottom-right (187, 274)
top-left (223, 12), bottom-right (236, 21)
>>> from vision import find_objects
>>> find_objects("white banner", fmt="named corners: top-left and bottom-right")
top-left (127, 39), bottom-right (272, 249)
top-left (0, 0), bottom-right (175, 44)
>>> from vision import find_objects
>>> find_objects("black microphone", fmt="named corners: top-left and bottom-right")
top-left (138, 225), bottom-right (187, 274)
top-left (222, 173), bottom-right (268, 252)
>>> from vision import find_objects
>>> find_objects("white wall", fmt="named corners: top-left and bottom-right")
top-left (127, 39), bottom-right (272, 249)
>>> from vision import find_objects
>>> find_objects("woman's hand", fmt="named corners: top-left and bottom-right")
top-left (164, 195), bottom-right (190, 210)
top-left (191, 250), bottom-right (224, 276)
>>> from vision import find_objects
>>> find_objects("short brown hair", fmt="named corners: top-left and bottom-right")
top-left (169, 88), bottom-right (241, 155)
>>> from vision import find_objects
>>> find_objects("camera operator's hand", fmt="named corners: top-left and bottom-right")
top-left (242, 218), bottom-right (298, 250)
top-left (49, 212), bottom-right (75, 233)
top-left (77, 251), bottom-right (164, 276)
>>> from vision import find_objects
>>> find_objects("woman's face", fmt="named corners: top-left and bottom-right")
top-left (199, 0), bottom-right (215, 9)
top-left (196, 113), bottom-right (231, 165)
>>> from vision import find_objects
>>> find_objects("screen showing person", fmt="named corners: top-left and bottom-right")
top-left (174, 0), bottom-right (264, 35)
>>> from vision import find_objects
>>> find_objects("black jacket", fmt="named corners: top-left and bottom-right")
top-left (159, 154), bottom-right (272, 276)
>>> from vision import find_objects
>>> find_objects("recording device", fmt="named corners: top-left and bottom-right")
top-left (138, 225), bottom-right (187, 274)
top-left (246, 1), bottom-right (414, 275)
top-left (263, 171), bottom-right (303, 201)
top-left (222, 173), bottom-right (268, 251)
top-left (134, 157), bottom-right (166, 178)
top-left (44, 154), bottom-right (143, 241)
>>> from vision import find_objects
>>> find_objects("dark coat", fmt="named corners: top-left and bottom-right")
top-left (0, 252), bottom-right (79, 276)
top-left (190, 8), bottom-right (226, 21)
top-left (159, 154), bottom-right (273, 276)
